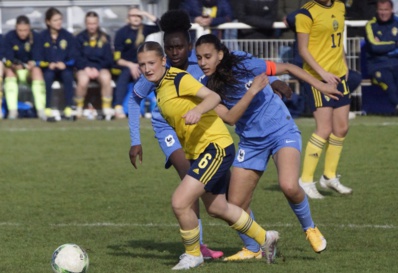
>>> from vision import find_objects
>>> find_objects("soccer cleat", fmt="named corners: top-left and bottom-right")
top-left (102, 107), bottom-right (114, 121)
top-left (200, 244), bottom-right (223, 260)
top-left (223, 247), bottom-right (262, 261)
top-left (75, 106), bottom-right (83, 119)
top-left (44, 108), bottom-right (56, 122)
top-left (172, 253), bottom-right (204, 270)
top-left (305, 226), bottom-right (327, 253)
top-left (261, 230), bottom-right (279, 264)
top-left (320, 175), bottom-right (353, 195)
top-left (7, 109), bottom-right (18, 120)
top-left (114, 105), bottom-right (126, 119)
top-left (299, 179), bottom-right (324, 199)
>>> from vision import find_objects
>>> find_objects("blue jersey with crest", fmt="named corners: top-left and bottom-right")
top-left (209, 51), bottom-right (299, 146)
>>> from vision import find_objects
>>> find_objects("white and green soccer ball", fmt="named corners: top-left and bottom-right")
top-left (51, 243), bottom-right (89, 273)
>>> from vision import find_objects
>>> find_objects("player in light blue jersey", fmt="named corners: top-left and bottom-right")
top-left (196, 34), bottom-right (342, 258)
top-left (128, 9), bottom-right (224, 260)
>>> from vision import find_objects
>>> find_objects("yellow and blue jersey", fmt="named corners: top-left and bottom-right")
top-left (113, 23), bottom-right (160, 64)
top-left (75, 30), bottom-right (113, 70)
top-left (295, 0), bottom-right (347, 79)
top-left (38, 28), bottom-right (77, 68)
top-left (3, 30), bottom-right (41, 67)
top-left (155, 67), bottom-right (233, 160)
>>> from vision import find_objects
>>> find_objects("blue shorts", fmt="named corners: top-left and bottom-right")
top-left (234, 130), bottom-right (301, 172)
top-left (188, 143), bottom-right (235, 194)
top-left (151, 110), bottom-right (182, 169)
top-left (304, 76), bottom-right (351, 112)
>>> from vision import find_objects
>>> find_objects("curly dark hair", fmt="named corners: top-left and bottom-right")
top-left (159, 9), bottom-right (192, 43)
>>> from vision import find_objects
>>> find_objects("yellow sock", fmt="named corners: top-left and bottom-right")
top-left (180, 225), bottom-right (201, 256)
top-left (4, 77), bottom-right (19, 111)
top-left (74, 97), bottom-right (84, 108)
top-left (101, 96), bottom-right (112, 109)
top-left (31, 80), bottom-right (46, 110)
top-left (231, 210), bottom-right (266, 245)
top-left (301, 133), bottom-right (326, 182)
top-left (324, 133), bottom-right (345, 179)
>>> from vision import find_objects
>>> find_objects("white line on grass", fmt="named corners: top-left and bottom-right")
top-left (0, 222), bottom-right (395, 229)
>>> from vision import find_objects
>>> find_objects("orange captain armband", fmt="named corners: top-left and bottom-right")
top-left (265, 60), bottom-right (277, 76)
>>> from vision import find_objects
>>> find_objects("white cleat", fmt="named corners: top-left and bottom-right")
top-left (172, 253), bottom-right (204, 270)
top-left (261, 230), bottom-right (279, 264)
top-left (299, 179), bottom-right (324, 199)
top-left (320, 175), bottom-right (353, 195)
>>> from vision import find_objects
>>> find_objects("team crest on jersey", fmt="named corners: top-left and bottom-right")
top-left (60, 39), bottom-right (68, 49)
top-left (392, 27), bottom-right (398, 36)
top-left (13, 45), bottom-right (19, 51)
top-left (25, 42), bottom-right (31, 52)
top-left (237, 148), bottom-right (245, 162)
top-left (165, 134), bottom-right (175, 147)
top-left (125, 38), bottom-right (132, 44)
top-left (198, 74), bottom-right (206, 83)
top-left (245, 80), bottom-right (252, 90)
top-left (44, 42), bottom-right (50, 48)
top-left (332, 20), bottom-right (339, 31)
top-left (375, 71), bottom-right (382, 78)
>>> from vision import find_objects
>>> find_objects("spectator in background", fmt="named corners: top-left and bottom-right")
top-left (229, 0), bottom-right (278, 40)
top-left (229, 0), bottom-right (278, 58)
top-left (75, 11), bottom-right (114, 120)
top-left (112, 5), bottom-right (159, 119)
top-left (365, 0), bottom-right (398, 111)
top-left (3, 15), bottom-right (45, 120)
top-left (0, 34), bottom-right (4, 119)
top-left (180, 0), bottom-right (234, 39)
top-left (39, 7), bottom-right (77, 122)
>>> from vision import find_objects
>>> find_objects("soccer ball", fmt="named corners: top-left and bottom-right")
top-left (51, 243), bottom-right (89, 273)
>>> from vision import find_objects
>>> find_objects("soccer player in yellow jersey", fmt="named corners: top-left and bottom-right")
top-left (137, 41), bottom-right (279, 270)
top-left (295, 0), bottom-right (353, 199)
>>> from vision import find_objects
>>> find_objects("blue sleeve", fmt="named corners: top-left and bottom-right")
top-left (32, 32), bottom-right (42, 63)
top-left (100, 35), bottom-right (113, 69)
top-left (0, 34), bottom-right (3, 59)
top-left (210, 0), bottom-right (233, 26)
top-left (3, 33), bottom-right (14, 65)
top-left (128, 90), bottom-right (144, 146)
top-left (75, 34), bottom-right (86, 70)
top-left (268, 76), bottom-right (279, 84)
top-left (180, 0), bottom-right (201, 22)
top-left (134, 75), bottom-right (156, 98)
top-left (65, 31), bottom-right (77, 67)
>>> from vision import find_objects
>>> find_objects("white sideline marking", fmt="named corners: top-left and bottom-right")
top-left (0, 222), bottom-right (395, 229)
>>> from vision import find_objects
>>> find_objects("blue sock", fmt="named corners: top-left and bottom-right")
top-left (289, 195), bottom-right (315, 231)
top-left (238, 210), bottom-right (261, 252)
top-left (198, 219), bottom-right (204, 245)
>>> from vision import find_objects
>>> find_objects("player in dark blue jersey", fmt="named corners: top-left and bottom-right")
top-left (75, 11), bottom-right (113, 120)
top-left (0, 34), bottom-right (4, 119)
top-left (112, 6), bottom-right (160, 119)
top-left (3, 15), bottom-right (45, 119)
top-left (39, 7), bottom-right (78, 121)
top-left (196, 34), bottom-right (341, 256)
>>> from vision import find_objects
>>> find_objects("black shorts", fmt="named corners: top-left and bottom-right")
top-left (188, 143), bottom-right (235, 194)
top-left (304, 76), bottom-right (351, 112)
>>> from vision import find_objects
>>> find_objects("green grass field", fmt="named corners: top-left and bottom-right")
top-left (0, 116), bottom-right (397, 273)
